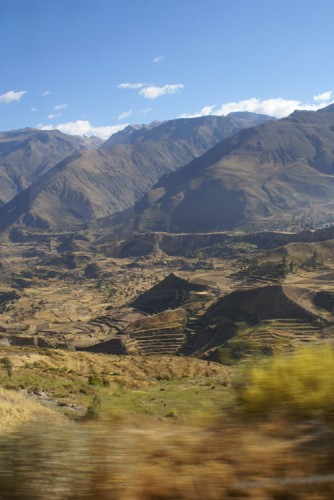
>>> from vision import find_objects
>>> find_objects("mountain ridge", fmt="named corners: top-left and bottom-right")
top-left (0, 128), bottom-right (102, 206)
top-left (0, 113), bottom-right (273, 231)
top-left (133, 104), bottom-right (334, 233)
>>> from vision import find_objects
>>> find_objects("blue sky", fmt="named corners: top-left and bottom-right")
top-left (1, 0), bottom-right (334, 138)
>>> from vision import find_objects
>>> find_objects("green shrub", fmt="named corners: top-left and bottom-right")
top-left (0, 357), bottom-right (13, 377)
top-left (85, 393), bottom-right (101, 420)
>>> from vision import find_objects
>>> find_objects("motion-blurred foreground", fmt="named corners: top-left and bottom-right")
top-left (1, 347), bottom-right (334, 499)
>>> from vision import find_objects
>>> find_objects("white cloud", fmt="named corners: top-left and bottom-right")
top-left (139, 84), bottom-right (184, 99)
top-left (0, 90), bottom-right (27, 104)
top-left (179, 105), bottom-right (216, 119)
top-left (38, 120), bottom-right (128, 140)
top-left (214, 97), bottom-right (334, 118)
top-left (215, 98), bottom-right (302, 118)
top-left (54, 103), bottom-right (68, 110)
top-left (42, 91), bottom-right (51, 96)
top-left (47, 113), bottom-right (62, 119)
top-left (141, 107), bottom-right (152, 115)
top-left (314, 91), bottom-right (332, 102)
top-left (118, 81), bottom-right (184, 99)
top-left (118, 82), bottom-right (145, 89)
top-left (30, 107), bottom-right (38, 112)
top-left (180, 93), bottom-right (334, 120)
top-left (117, 109), bottom-right (132, 120)
top-left (153, 55), bottom-right (164, 64)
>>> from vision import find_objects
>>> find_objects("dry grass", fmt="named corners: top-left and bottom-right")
top-left (0, 387), bottom-right (64, 432)
top-left (0, 418), bottom-right (334, 499)
top-left (0, 346), bottom-right (229, 387)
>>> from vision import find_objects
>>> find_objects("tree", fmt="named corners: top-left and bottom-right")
top-left (289, 259), bottom-right (295, 273)
top-left (281, 256), bottom-right (288, 277)
top-left (310, 250), bottom-right (319, 270)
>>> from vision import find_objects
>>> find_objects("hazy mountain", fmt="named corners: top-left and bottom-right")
top-left (0, 113), bottom-right (272, 231)
top-left (134, 104), bottom-right (334, 233)
top-left (102, 113), bottom-right (271, 148)
top-left (0, 128), bottom-right (102, 205)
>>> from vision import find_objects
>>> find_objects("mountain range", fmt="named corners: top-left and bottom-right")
top-left (0, 113), bottom-right (271, 231)
top-left (0, 128), bottom-right (102, 206)
top-left (133, 104), bottom-right (334, 232)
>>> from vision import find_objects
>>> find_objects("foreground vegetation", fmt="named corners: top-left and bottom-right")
top-left (3, 416), bottom-right (334, 500)
top-left (238, 346), bottom-right (334, 420)
top-left (0, 346), bottom-right (334, 498)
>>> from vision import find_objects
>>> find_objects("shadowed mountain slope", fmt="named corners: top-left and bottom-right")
top-left (0, 113), bottom-right (272, 231)
top-left (131, 272), bottom-right (213, 313)
top-left (179, 284), bottom-right (320, 358)
top-left (209, 284), bottom-right (317, 322)
top-left (134, 104), bottom-right (334, 232)
top-left (0, 128), bottom-right (102, 205)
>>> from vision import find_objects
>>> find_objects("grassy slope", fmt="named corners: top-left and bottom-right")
top-left (0, 346), bottom-right (232, 422)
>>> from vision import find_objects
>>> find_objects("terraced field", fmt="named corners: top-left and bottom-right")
top-left (126, 328), bottom-right (187, 355)
top-left (263, 318), bottom-right (322, 343)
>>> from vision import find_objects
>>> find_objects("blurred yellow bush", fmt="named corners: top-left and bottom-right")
top-left (238, 345), bottom-right (334, 419)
